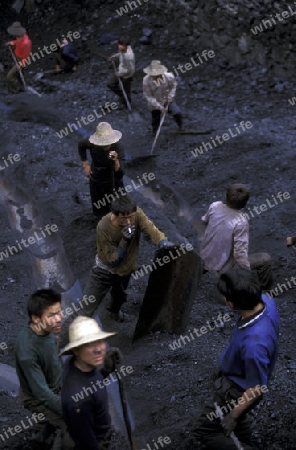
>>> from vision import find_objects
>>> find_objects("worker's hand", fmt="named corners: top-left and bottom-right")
top-left (115, 71), bottom-right (120, 77)
top-left (108, 53), bottom-right (119, 61)
top-left (121, 225), bottom-right (135, 240)
top-left (221, 412), bottom-right (238, 436)
top-left (102, 347), bottom-right (123, 374)
top-left (109, 151), bottom-right (118, 161)
top-left (160, 106), bottom-right (166, 114)
top-left (167, 98), bottom-right (173, 103)
top-left (286, 236), bottom-right (294, 246)
top-left (5, 41), bottom-right (13, 46)
top-left (158, 240), bottom-right (175, 249)
top-left (83, 163), bottom-right (91, 178)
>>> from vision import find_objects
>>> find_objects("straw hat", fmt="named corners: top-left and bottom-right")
top-left (89, 122), bottom-right (122, 146)
top-left (59, 316), bottom-right (116, 355)
top-left (7, 22), bottom-right (26, 36)
top-left (143, 60), bottom-right (167, 76)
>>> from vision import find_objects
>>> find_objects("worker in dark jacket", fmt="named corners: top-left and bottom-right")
top-left (78, 122), bottom-right (125, 219)
top-left (60, 316), bottom-right (121, 450)
top-left (53, 38), bottom-right (78, 73)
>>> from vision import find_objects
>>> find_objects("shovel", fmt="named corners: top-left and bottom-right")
top-left (111, 59), bottom-right (142, 123)
top-left (8, 45), bottom-right (41, 97)
top-left (115, 366), bottom-right (139, 450)
top-left (150, 104), bottom-right (168, 155)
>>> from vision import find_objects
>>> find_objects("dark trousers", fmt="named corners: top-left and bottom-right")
top-left (59, 265), bottom-right (131, 348)
top-left (90, 179), bottom-right (112, 219)
top-left (6, 64), bottom-right (24, 94)
top-left (151, 101), bottom-right (182, 133)
top-left (107, 74), bottom-right (132, 106)
top-left (75, 429), bottom-right (112, 450)
top-left (19, 389), bottom-right (75, 450)
top-left (193, 376), bottom-right (255, 450)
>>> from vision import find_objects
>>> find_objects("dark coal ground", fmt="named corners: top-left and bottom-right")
top-left (1, 1), bottom-right (296, 449)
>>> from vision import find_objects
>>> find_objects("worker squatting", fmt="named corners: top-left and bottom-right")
top-left (0, 413), bottom-right (45, 442)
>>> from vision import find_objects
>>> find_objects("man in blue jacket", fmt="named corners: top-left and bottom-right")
top-left (193, 269), bottom-right (279, 449)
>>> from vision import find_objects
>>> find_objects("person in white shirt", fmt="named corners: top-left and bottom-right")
top-left (143, 60), bottom-right (183, 134)
top-left (107, 36), bottom-right (135, 108)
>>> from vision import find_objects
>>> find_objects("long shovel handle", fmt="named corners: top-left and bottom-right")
top-left (150, 104), bottom-right (168, 155)
top-left (214, 402), bottom-right (244, 450)
top-left (115, 368), bottom-right (139, 450)
top-left (8, 45), bottom-right (27, 88)
top-left (111, 59), bottom-right (132, 112)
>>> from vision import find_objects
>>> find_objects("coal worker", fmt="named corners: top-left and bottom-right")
top-left (53, 38), bottom-right (79, 73)
top-left (15, 289), bottom-right (74, 449)
top-left (200, 184), bottom-right (272, 289)
top-left (143, 60), bottom-right (183, 134)
top-left (193, 269), bottom-right (279, 449)
top-left (59, 195), bottom-right (172, 348)
top-left (107, 35), bottom-right (135, 108)
top-left (5, 22), bottom-right (32, 94)
top-left (78, 122), bottom-right (125, 219)
top-left (60, 316), bottom-right (122, 450)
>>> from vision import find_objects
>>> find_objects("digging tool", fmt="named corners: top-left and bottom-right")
top-left (115, 367), bottom-right (139, 450)
top-left (111, 59), bottom-right (142, 122)
top-left (150, 104), bottom-right (168, 155)
top-left (214, 402), bottom-right (244, 450)
top-left (8, 45), bottom-right (41, 97)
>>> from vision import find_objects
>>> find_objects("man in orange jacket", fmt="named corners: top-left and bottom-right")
top-left (5, 22), bottom-right (32, 94)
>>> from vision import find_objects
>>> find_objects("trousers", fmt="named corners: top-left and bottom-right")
top-left (193, 375), bottom-right (256, 449)
top-left (19, 389), bottom-right (75, 450)
top-left (151, 101), bottom-right (182, 132)
top-left (107, 74), bottom-right (132, 106)
top-left (59, 264), bottom-right (131, 348)
top-left (6, 64), bottom-right (24, 94)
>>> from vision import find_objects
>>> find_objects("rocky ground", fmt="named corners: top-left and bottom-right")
top-left (0, 0), bottom-right (296, 449)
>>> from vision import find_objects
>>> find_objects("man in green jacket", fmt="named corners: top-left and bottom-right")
top-left (15, 289), bottom-right (74, 449)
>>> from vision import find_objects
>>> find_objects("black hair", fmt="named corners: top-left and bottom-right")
top-left (118, 36), bottom-right (130, 46)
top-left (226, 184), bottom-right (250, 209)
top-left (111, 195), bottom-right (137, 216)
top-left (217, 269), bottom-right (262, 310)
top-left (27, 289), bottom-right (61, 320)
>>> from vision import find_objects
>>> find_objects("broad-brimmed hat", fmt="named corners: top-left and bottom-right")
top-left (59, 316), bottom-right (116, 355)
top-left (143, 60), bottom-right (167, 76)
top-left (7, 22), bottom-right (26, 36)
top-left (89, 122), bottom-right (122, 146)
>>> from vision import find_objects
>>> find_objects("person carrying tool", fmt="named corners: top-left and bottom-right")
top-left (53, 38), bottom-right (79, 73)
top-left (78, 122), bottom-right (125, 219)
top-left (107, 36), bottom-right (135, 109)
top-left (59, 195), bottom-right (173, 348)
top-left (200, 184), bottom-right (273, 289)
top-left (193, 269), bottom-right (279, 449)
top-left (15, 289), bottom-right (74, 449)
top-left (143, 60), bottom-right (183, 134)
top-left (5, 22), bottom-right (32, 94)
top-left (60, 316), bottom-right (122, 450)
